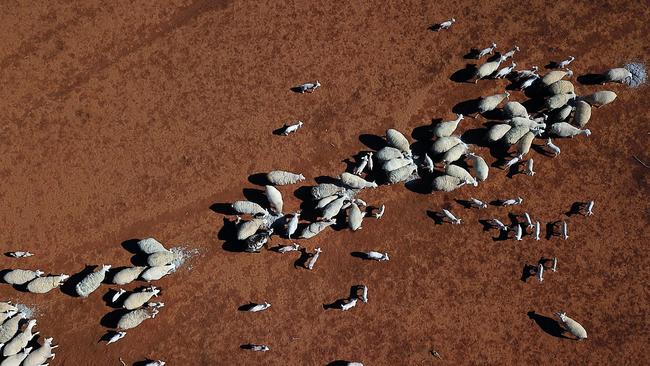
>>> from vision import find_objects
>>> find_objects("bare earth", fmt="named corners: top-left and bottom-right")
top-left (0, 1), bottom-right (648, 365)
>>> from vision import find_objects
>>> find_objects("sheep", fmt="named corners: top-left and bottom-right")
top-left (485, 124), bottom-right (512, 143)
top-left (7, 251), bottom-right (34, 258)
top-left (503, 45), bottom-right (520, 59)
top-left (557, 56), bottom-right (575, 69)
top-left (516, 131), bottom-right (535, 157)
top-left (348, 203), bottom-right (365, 231)
top-left (232, 200), bottom-right (268, 216)
top-left (245, 230), bottom-right (271, 252)
top-left (0, 347), bottom-right (32, 366)
top-left (287, 211), bottom-right (300, 239)
top-left (515, 66), bottom-right (539, 80)
top-left (524, 159), bottom-right (535, 176)
top-left (310, 183), bottom-right (344, 200)
top-left (148, 302), bottom-right (165, 309)
top-left (423, 153), bottom-right (435, 172)
top-left (112, 289), bottom-right (126, 303)
top-left (431, 136), bottom-right (465, 154)
top-left (562, 221), bottom-right (569, 240)
top-left (445, 164), bottom-right (477, 186)
top-left (340, 172), bottom-right (377, 189)
top-left (117, 308), bottom-right (159, 330)
top-left (515, 225), bottom-right (523, 241)
top-left (382, 157), bottom-right (412, 172)
top-left (490, 219), bottom-right (508, 231)
top-left (300, 219), bottom-right (336, 239)
top-left (244, 344), bottom-right (270, 352)
top-left (375, 146), bottom-right (404, 161)
top-left (2, 319), bottom-right (37, 356)
top-left (0, 310), bottom-right (17, 324)
top-left (552, 104), bottom-right (573, 122)
top-left (520, 75), bottom-right (540, 90)
top-left (0, 313), bottom-right (24, 343)
top-left (365, 251), bottom-right (389, 261)
top-left (386, 163), bottom-right (417, 184)
top-left (582, 90), bottom-right (617, 108)
top-left (547, 80), bottom-right (575, 95)
top-left (537, 264), bottom-right (544, 282)
top-left (432, 114), bottom-right (464, 138)
top-left (501, 197), bottom-right (523, 206)
top-left (477, 92), bottom-right (509, 115)
top-left (572, 100), bottom-right (591, 128)
top-left (507, 117), bottom-right (544, 129)
top-left (353, 155), bottom-right (369, 176)
top-left (26, 274), bottom-right (70, 294)
top-left (296, 81), bottom-right (320, 93)
top-left (441, 143), bottom-right (468, 164)
top-left (75, 264), bottom-right (111, 297)
top-left (552, 257), bottom-right (558, 272)
top-left (541, 69), bottom-right (573, 86)
top-left (306, 247), bottom-right (322, 270)
top-left (495, 62), bottom-right (516, 79)
top-left (545, 92), bottom-right (575, 110)
top-left (501, 125), bottom-right (530, 145)
top-left (106, 331), bottom-right (126, 345)
top-left (281, 120), bottom-right (303, 135)
top-left (123, 286), bottom-right (160, 310)
top-left (586, 201), bottom-right (594, 216)
top-left (137, 238), bottom-right (168, 254)
top-left (432, 175), bottom-right (462, 192)
top-left (359, 285), bottom-right (368, 303)
top-left (603, 67), bottom-right (632, 84)
top-left (503, 101), bottom-right (528, 119)
top-left (505, 155), bottom-right (522, 168)
top-left (373, 204), bottom-right (385, 219)
top-left (442, 209), bottom-right (461, 224)
top-left (266, 170), bottom-right (305, 186)
top-left (237, 218), bottom-right (265, 241)
top-left (3, 269), bottom-right (44, 285)
top-left (545, 138), bottom-right (561, 156)
top-left (265, 185), bottom-right (283, 214)
top-left (341, 298), bottom-right (358, 311)
top-left (22, 337), bottom-right (56, 366)
top-left (143, 361), bottom-right (166, 366)
top-left (433, 18), bottom-right (455, 31)
top-left (113, 266), bottom-right (147, 285)
top-left (321, 196), bottom-right (347, 220)
top-left (141, 264), bottom-right (175, 282)
top-left (467, 153), bottom-right (489, 182)
top-left (469, 197), bottom-right (487, 209)
top-left (475, 56), bottom-right (507, 82)
top-left (0, 302), bottom-right (17, 314)
top-left (246, 302), bottom-right (271, 312)
top-left (147, 250), bottom-right (177, 267)
top-left (550, 122), bottom-right (591, 138)
top-left (386, 129), bottom-right (411, 154)
top-left (555, 312), bottom-right (587, 340)
top-left (534, 221), bottom-right (541, 240)
top-left (476, 42), bottom-right (497, 59)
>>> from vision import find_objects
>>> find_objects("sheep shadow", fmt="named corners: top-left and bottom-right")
top-left (565, 202), bottom-right (584, 217)
top-left (322, 298), bottom-right (347, 310)
top-left (0, 269), bottom-right (12, 284)
top-left (120, 239), bottom-right (142, 254)
top-left (506, 162), bottom-right (523, 178)
top-left (450, 64), bottom-right (477, 83)
top-left (546, 221), bottom-right (560, 240)
top-left (411, 120), bottom-right (438, 142)
top-left (327, 361), bottom-right (358, 366)
top-left (452, 98), bottom-right (481, 117)
top-left (405, 177), bottom-right (432, 195)
top-left (359, 134), bottom-right (385, 151)
top-left (314, 175), bottom-right (340, 185)
top-left (492, 229), bottom-right (510, 242)
top-left (238, 303), bottom-right (264, 312)
top-left (240, 344), bottom-right (265, 350)
top-left (577, 73), bottom-right (605, 85)
top-left (478, 219), bottom-right (495, 232)
top-left (532, 144), bottom-right (554, 157)
top-left (426, 210), bottom-right (445, 225)
top-left (454, 199), bottom-right (475, 209)
top-left (293, 248), bottom-right (310, 269)
top-left (290, 86), bottom-right (305, 93)
top-left (103, 288), bottom-right (125, 309)
top-left (209, 203), bottom-right (237, 215)
top-left (242, 188), bottom-right (266, 205)
top-left (219, 217), bottom-right (246, 253)
top-left (134, 361), bottom-right (160, 366)
top-left (350, 252), bottom-right (370, 260)
top-left (520, 264), bottom-right (537, 282)
top-left (100, 309), bottom-right (129, 329)
top-left (463, 49), bottom-right (480, 59)
top-left (98, 331), bottom-right (121, 344)
top-left (461, 128), bottom-right (488, 147)
top-left (521, 98), bottom-right (546, 114)
top-left (60, 265), bottom-right (97, 297)
top-left (248, 173), bottom-right (269, 186)
top-left (527, 311), bottom-right (570, 339)
top-left (544, 61), bottom-right (560, 69)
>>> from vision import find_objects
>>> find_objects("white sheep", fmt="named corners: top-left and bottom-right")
top-left (143, 360), bottom-right (166, 366)
top-left (3, 318), bottom-right (37, 356)
top-left (515, 224), bottom-right (523, 241)
top-left (503, 45), bottom-right (520, 59)
top-left (552, 257), bottom-right (557, 272)
top-left (442, 209), bottom-right (461, 224)
top-left (562, 221), bottom-right (568, 240)
top-left (296, 81), bottom-right (320, 93)
top-left (524, 158), bottom-right (535, 176)
top-left (245, 344), bottom-right (270, 352)
top-left (137, 238), bottom-right (168, 254)
top-left (265, 185), bottom-right (283, 214)
top-left (113, 266), bottom-right (147, 285)
top-left (476, 42), bottom-right (497, 59)
top-left (520, 75), bottom-right (540, 90)
top-left (534, 221), bottom-right (540, 241)
top-left (353, 155), bottom-right (369, 176)
top-left (341, 298), bottom-right (358, 311)
top-left (467, 152), bottom-right (489, 181)
top-left (501, 125), bottom-right (530, 145)
top-left (375, 146), bottom-right (404, 161)
top-left (310, 183), bottom-right (344, 200)
top-left (0, 347), bottom-right (32, 366)
top-left (373, 204), bottom-right (385, 219)
top-left (26, 274), bottom-right (70, 294)
top-left (441, 143), bottom-right (468, 164)
top-left (117, 308), bottom-right (159, 330)
top-left (321, 196), bottom-right (347, 220)
top-left (515, 66), bottom-right (539, 80)
top-left (432, 175), bottom-right (462, 192)
top-left (505, 155), bottom-right (522, 168)
top-left (22, 337), bottom-right (56, 366)
top-left (495, 62), bottom-right (516, 79)
top-left (477, 92), bottom-right (509, 114)
top-left (485, 124), bottom-right (512, 143)
top-left (7, 251), bottom-right (34, 258)
top-left (555, 312), bottom-right (587, 340)
top-left (490, 219), bottom-right (508, 231)
top-left (586, 201), bottom-right (594, 216)
top-left (278, 242), bottom-right (299, 253)
top-left (246, 302), bottom-right (271, 312)
top-left (445, 164), bottom-right (477, 186)
top-left (0, 313), bottom-right (24, 343)
top-left (503, 101), bottom-right (528, 119)
top-left (433, 18), bottom-right (456, 31)
top-left (603, 68), bottom-right (632, 84)
top-left (501, 197), bottom-right (523, 206)
top-left (340, 172), bottom-right (377, 189)
top-left (123, 286), bottom-right (160, 310)
top-left (547, 80), bottom-right (575, 95)
top-left (386, 128), bottom-right (412, 154)
top-left (545, 138), bottom-right (561, 157)
top-left (300, 219), bottom-right (336, 239)
top-left (423, 153), bottom-right (435, 172)
top-left (475, 56), bottom-right (507, 82)
top-left (237, 218), bottom-right (265, 241)
top-left (306, 247), bottom-right (322, 270)
top-left (76, 264), bottom-right (111, 297)
top-left (557, 56), bottom-right (575, 69)
top-left (365, 251), bottom-right (389, 261)
top-left (147, 250), bottom-right (177, 267)
top-left (517, 132), bottom-right (535, 157)
top-left (386, 163), bottom-right (417, 184)
top-left (537, 264), bottom-right (544, 282)
top-left (545, 92), bottom-right (575, 110)
top-left (281, 120), bottom-right (303, 136)
top-left (581, 90), bottom-right (617, 108)
top-left (141, 264), bottom-right (175, 282)
top-left (541, 69), bottom-right (573, 86)
top-left (572, 101), bottom-right (591, 128)
top-left (430, 136), bottom-right (464, 154)
top-left (0, 310), bottom-right (17, 324)
top-left (507, 117), bottom-right (543, 129)
top-left (232, 200), bottom-right (268, 216)
top-left (107, 331), bottom-right (127, 345)
top-left (112, 289), bottom-right (126, 303)
top-left (469, 197), bottom-right (487, 209)
top-left (287, 211), bottom-right (300, 239)
top-left (382, 157), bottom-right (412, 172)
top-left (432, 114), bottom-right (464, 138)
top-left (550, 122), bottom-right (591, 138)
top-left (0, 302), bottom-right (17, 314)
top-left (347, 203), bottom-right (365, 231)
top-left (266, 170), bottom-right (305, 185)
top-left (3, 269), bottom-right (44, 285)
top-left (359, 285), bottom-right (368, 303)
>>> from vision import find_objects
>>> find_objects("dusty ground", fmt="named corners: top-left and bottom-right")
top-left (0, 1), bottom-right (648, 365)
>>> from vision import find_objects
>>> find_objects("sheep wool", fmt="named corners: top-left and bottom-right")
top-left (516, 131), bottom-right (535, 156)
top-left (137, 238), bottom-right (168, 254)
top-left (545, 93), bottom-right (575, 110)
top-left (232, 200), bottom-right (268, 216)
top-left (0, 313), bottom-right (24, 344)
top-left (583, 90), bottom-right (617, 107)
top-left (236, 218), bottom-right (265, 241)
top-left (432, 115), bottom-right (463, 138)
top-left (445, 164), bottom-right (475, 185)
top-left (541, 70), bottom-right (571, 86)
top-left (75, 265), bottom-right (111, 297)
top-left (469, 153), bottom-right (489, 181)
top-left (340, 172), bottom-right (377, 189)
top-left (347, 203), bottom-right (364, 231)
top-left (117, 308), bottom-right (158, 330)
top-left (432, 175), bottom-right (462, 192)
top-left (310, 183), bottom-right (344, 200)
top-left (441, 143), bottom-right (468, 164)
top-left (386, 164), bottom-right (416, 184)
top-left (501, 125), bottom-right (530, 145)
top-left (385, 129), bottom-right (411, 153)
top-left (266, 170), bottom-right (305, 185)
top-left (604, 68), bottom-right (632, 83)
top-left (113, 266), bottom-right (147, 285)
top-left (381, 157), bottom-right (411, 172)
top-left (0, 347), bottom-right (32, 366)
top-left (123, 288), bottom-right (160, 310)
top-left (3, 269), bottom-right (42, 285)
top-left (431, 136), bottom-right (463, 154)
top-left (478, 92), bottom-right (509, 113)
top-left (503, 101), bottom-right (528, 118)
top-left (556, 312), bottom-right (588, 340)
top-left (553, 104), bottom-right (573, 122)
top-left (300, 220), bottom-right (336, 239)
top-left (547, 80), bottom-right (575, 95)
top-left (146, 251), bottom-right (176, 267)
top-left (3, 319), bottom-right (37, 356)
top-left (485, 124), bottom-right (512, 142)
top-left (26, 274), bottom-right (69, 294)
top-left (265, 185), bottom-right (283, 214)
top-left (321, 196), bottom-right (347, 220)
top-left (22, 337), bottom-right (55, 366)
top-left (0, 302), bottom-right (17, 313)
top-left (573, 101), bottom-right (592, 128)
top-left (550, 122), bottom-right (590, 137)
top-left (141, 264), bottom-right (175, 282)
top-left (375, 146), bottom-right (404, 161)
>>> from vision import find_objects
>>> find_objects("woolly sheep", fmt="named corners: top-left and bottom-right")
top-left (296, 81), bottom-right (320, 93)
top-left (603, 68), bottom-right (632, 84)
top-left (386, 163), bottom-right (416, 184)
top-left (365, 251), bottom-right (389, 261)
top-left (359, 284), bottom-right (368, 303)
top-left (476, 42), bottom-right (497, 59)
top-left (3, 319), bottom-right (37, 356)
top-left (382, 157), bottom-right (412, 172)
top-left (266, 170), bottom-right (305, 185)
top-left (545, 93), bottom-right (575, 110)
top-left (0, 347), bottom-right (32, 366)
top-left (321, 196), bottom-right (347, 220)
top-left (485, 124), bottom-right (512, 142)
top-left (264, 185), bottom-right (283, 214)
top-left (141, 264), bottom-right (175, 282)
top-left (0, 302), bottom-right (17, 313)
top-left (445, 164), bottom-right (477, 186)
top-left (431, 136), bottom-right (464, 154)
top-left (573, 101), bottom-right (591, 128)
top-left (311, 183), bottom-right (344, 200)
top-left (442, 209), bottom-right (461, 224)
top-left (232, 200), bottom-right (268, 216)
top-left (552, 104), bottom-right (573, 122)
top-left (117, 308), bottom-right (158, 330)
top-left (502, 197), bottom-right (523, 206)
top-left (525, 158), bottom-right (535, 176)
top-left (375, 146), bottom-right (404, 161)
top-left (503, 101), bottom-right (528, 119)
top-left (237, 218), bottom-right (265, 240)
top-left (478, 92), bottom-right (509, 114)
top-left (432, 175), bottom-right (462, 192)
top-left (340, 172), bottom-right (377, 189)
top-left (306, 248), bottom-right (322, 270)
top-left (516, 132), bottom-right (535, 156)
top-left (353, 155), bottom-right (369, 176)
top-left (287, 211), bottom-right (300, 239)
top-left (441, 143), bottom-right (468, 164)
top-left (469, 197), bottom-right (487, 209)
top-left (501, 125), bottom-right (530, 145)
top-left (434, 18), bottom-right (456, 31)
top-left (547, 80), bottom-right (575, 95)
top-left (541, 69), bottom-right (573, 85)
top-left (555, 312), bottom-right (587, 340)
top-left (385, 129), bottom-right (411, 154)
top-left (546, 138), bottom-right (561, 156)
top-left (113, 266), bottom-right (147, 285)
top-left (137, 238), bottom-right (168, 254)
top-left (123, 287), bottom-right (160, 310)
top-left (281, 120), bottom-right (303, 135)
top-left (432, 114), bottom-right (464, 138)
top-left (508, 117), bottom-right (543, 129)
top-left (300, 219), bottom-right (336, 239)
top-left (26, 274), bottom-right (70, 294)
top-left (7, 251), bottom-right (33, 258)
top-left (490, 219), bottom-right (508, 231)
top-left (0, 313), bottom-right (25, 343)
top-left (22, 337), bottom-right (56, 366)
top-left (475, 57), bottom-right (506, 82)
top-left (347, 203), bottom-right (365, 231)
top-left (147, 250), bottom-right (176, 267)
top-left (274, 242), bottom-right (299, 253)
top-left (582, 90), bottom-right (617, 108)
top-left (3, 269), bottom-right (44, 285)
top-left (245, 230), bottom-right (271, 252)
top-left (550, 122), bottom-right (591, 138)
top-left (495, 62), bottom-right (516, 79)
top-left (75, 264), bottom-right (111, 297)
top-left (341, 298), bottom-right (358, 311)
top-left (246, 302), bottom-right (271, 312)
top-left (0, 310), bottom-right (17, 324)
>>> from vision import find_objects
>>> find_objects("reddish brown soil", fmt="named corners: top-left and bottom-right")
top-left (0, 1), bottom-right (648, 365)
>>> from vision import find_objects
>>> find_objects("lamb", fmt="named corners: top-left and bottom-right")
top-left (515, 225), bottom-right (523, 241)
top-left (365, 251), bottom-right (389, 261)
top-left (0, 347), bottom-right (32, 366)
top-left (524, 213), bottom-right (533, 228)
top-left (143, 360), bottom-right (166, 366)
top-left (0, 313), bottom-right (24, 343)
top-left (113, 266), bottom-right (147, 285)
top-left (321, 196), bottom-right (347, 220)
top-left (243, 344), bottom-right (270, 352)
top-left (469, 197), bottom-right (487, 209)
top-left (266, 170), bottom-right (305, 185)
top-left (541, 69), bottom-right (573, 86)
top-left (386, 163), bottom-right (417, 184)
top-left (581, 90), bottom-right (617, 107)
top-left (534, 221), bottom-right (541, 240)
top-left (433, 18), bottom-right (455, 31)
top-left (467, 153), bottom-right (489, 181)
top-left (562, 221), bottom-right (569, 240)
top-left (495, 62), bottom-right (516, 79)
top-left (490, 219), bottom-right (508, 231)
top-left (286, 211), bottom-right (300, 239)
top-left (603, 67), bottom-right (632, 84)
top-left (358, 285), bottom-right (368, 303)
top-left (123, 286), bottom-right (160, 310)
top-left (586, 201), bottom-right (594, 216)
top-left (503, 101), bottom-right (528, 119)
top-left (76, 264), bottom-right (111, 297)
top-left (375, 146), bottom-right (404, 161)
top-left (505, 155), bottom-right (522, 168)
top-left (445, 164), bottom-right (477, 186)
top-left (572, 101), bottom-right (591, 128)
top-left (341, 298), bottom-right (358, 311)
top-left (245, 302), bottom-right (271, 312)
top-left (423, 153), bottom-right (435, 172)
top-left (2, 319), bottom-right (37, 356)
top-left (237, 218), bottom-right (265, 240)
top-left (501, 125), bottom-right (530, 145)
top-left (382, 157), bottom-right (412, 172)
top-left (557, 56), bottom-right (575, 69)
top-left (137, 238), bottom-right (168, 254)
top-left (141, 264), bottom-right (175, 282)
top-left (520, 75), bottom-right (540, 90)
top-left (477, 92), bottom-right (509, 115)
top-left (366, 152), bottom-right (374, 171)
top-left (545, 138), bottom-right (561, 156)
top-left (112, 289), bottom-right (126, 303)
top-left (515, 66), bottom-right (539, 80)
top-left (385, 129), bottom-right (412, 154)
top-left (22, 337), bottom-right (57, 366)
top-left (441, 143), bottom-right (468, 164)
top-left (516, 131), bottom-right (535, 157)
top-left (373, 205), bottom-right (385, 219)
top-left (265, 185), bottom-right (283, 214)
top-left (245, 230), bottom-right (271, 252)
top-left (552, 257), bottom-right (558, 272)
top-left (432, 175), bottom-right (462, 192)
top-left (26, 274), bottom-right (70, 294)
top-left (281, 120), bottom-right (303, 135)
top-left (475, 56), bottom-right (507, 82)
top-left (547, 80), bottom-right (575, 95)
top-left (550, 122), bottom-right (591, 138)
top-left (340, 172), bottom-right (377, 189)
top-left (431, 136), bottom-right (465, 154)
top-left (524, 159), bottom-right (535, 176)
top-left (501, 197), bottom-right (523, 206)
top-left (432, 114), bottom-right (464, 138)
top-left (7, 251), bottom-right (34, 258)
top-left (306, 247), bottom-right (322, 270)
top-left (353, 155), bottom-right (369, 176)
top-left (117, 308), bottom-right (159, 330)
top-left (537, 264), bottom-right (544, 282)
top-left (442, 209), bottom-right (461, 225)
top-left (347, 203), bottom-right (365, 231)
top-left (555, 312), bottom-right (587, 340)
top-left (232, 200), bottom-right (268, 216)
top-left (296, 81), bottom-right (320, 93)
top-left (3, 269), bottom-right (44, 285)
top-left (503, 45), bottom-right (520, 59)
top-left (106, 331), bottom-right (127, 345)
top-left (300, 219), bottom-right (336, 239)
top-left (476, 42), bottom-right (496, 59)
top-left (545, 92), bottom-right (575, 110)
top-left (147, 250), bottom-right (177, 267)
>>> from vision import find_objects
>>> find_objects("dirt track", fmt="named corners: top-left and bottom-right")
top-left (0, 1), bottom-right (648, 365)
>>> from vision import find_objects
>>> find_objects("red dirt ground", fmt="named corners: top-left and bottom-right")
top-left (0, 1), bottom-right (648, 365)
